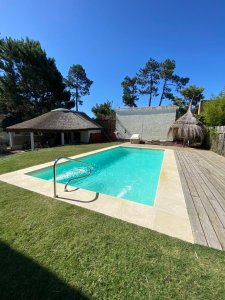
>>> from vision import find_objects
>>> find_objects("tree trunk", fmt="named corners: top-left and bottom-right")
top-left (148, 93), bottom-right (152, 107)
top-left (188, 97), bottom-right (194, 110)
top-left (158, 95), bottom-right (163, 106)
top-left (75, 88), bottom-right (78, 111)
top-left (148, 76), bottom-right (152, 106)
top-left (159, 79), bottom-right (166, 106)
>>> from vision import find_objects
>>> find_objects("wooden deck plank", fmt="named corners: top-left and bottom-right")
top-left (193, 153), bottom-right (225, 194)
top-left (175, 149), bottom-right (225, 250)
top-left (184, 151), bottom-right (225, 217)
top-left (181, 151), bottom-right (225, 249)
top-left (175, 151), bottom-right (207, 246)
top-left (192, 150), bottom-right (225, 182)
top-left (185, 151), bottom-right (225, 220)
top-left (176, 150), bottom-right (222, 249)
top-left (192, 196), bottom-right (222, 250)
top-left (176, 152), bottom-right (199, 198)
top-left (196, 150), bottom-right (225, 173)
top-left (192, 150), bottom-right (225, 179)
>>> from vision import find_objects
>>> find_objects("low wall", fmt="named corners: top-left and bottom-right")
top-left (115, 106), bottom-right (178, 141)
top-left (210, 126), bottom-right (225, 156)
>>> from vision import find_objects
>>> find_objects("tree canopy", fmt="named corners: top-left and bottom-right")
top-left (121, 76), bottom-right (139, 107)
top-left (201, 90), bottom-right (225, 126)
top-left (179, 85), bottom-right (204, 108)
top-left (66, 64), bottom-right (93, 112)
top-left (173, 85), bottom-right (205, 116)
top-left (159, 59), bottom-right (189, 106)
top-left (122, 58), bottom-right (190, 107)
top-left (0, 37), bottom-right (72, 120)
top-left (91, 101), bottom-right (115, 119)
top-left (136, 58), bottom-right (160, 106)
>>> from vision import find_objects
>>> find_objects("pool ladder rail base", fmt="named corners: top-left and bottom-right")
top-left (53, 156), bottom-right (93, 198)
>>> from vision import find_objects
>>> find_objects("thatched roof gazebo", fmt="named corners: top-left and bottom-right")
top-left (6, 108), bottom-right (102, 150)
top-left (168, 108), bottom-right (206, 146)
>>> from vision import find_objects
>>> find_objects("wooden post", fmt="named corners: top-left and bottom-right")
top-left (222, 133), bottom-right (225, 154)
top-left (30, 132), bottom-right (35, 151)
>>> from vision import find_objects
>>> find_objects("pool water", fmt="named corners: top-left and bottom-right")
top-left (28, 147), bottom-right (164, 206)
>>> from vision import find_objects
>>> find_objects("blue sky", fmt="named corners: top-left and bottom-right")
top-left (1, 0), bottom-right (225, 115)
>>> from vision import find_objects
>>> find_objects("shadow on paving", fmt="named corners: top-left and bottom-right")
top-left (0, 240), bottom-right (89, 299)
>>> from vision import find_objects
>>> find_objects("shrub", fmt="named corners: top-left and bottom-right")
top-left (201, 90), bottom-right (225, 126)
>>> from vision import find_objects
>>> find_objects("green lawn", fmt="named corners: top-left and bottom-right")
top-left (0, 142), bottom-right (121, 175)
top-left (1, 143), bottom-right (225, 299)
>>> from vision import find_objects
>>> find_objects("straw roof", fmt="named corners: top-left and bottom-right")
top-left (7, 108), bottom-right (102, 132)
top-left (168, 109), bottom-right (206, 142)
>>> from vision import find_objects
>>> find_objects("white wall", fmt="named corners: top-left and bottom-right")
top-left (4, 130), bottom-right (102, 146)
top-left (3, 132), bottom-right (31, 148)
top-left (115, 106), bottom-right (177, 141)
top-left (3, 132), bottom-right (44, 150)
top-left (80, 130), bottom-right (101, 143)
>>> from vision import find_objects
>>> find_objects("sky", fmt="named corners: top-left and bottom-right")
top-left (1, 0), bottom-right (225, 116)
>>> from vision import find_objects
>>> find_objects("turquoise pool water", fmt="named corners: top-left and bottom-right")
top-left (28, 147), bottom-right (164, 206)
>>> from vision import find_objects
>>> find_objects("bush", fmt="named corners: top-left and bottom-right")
top-left (201, 90), bottom-right (225, 126)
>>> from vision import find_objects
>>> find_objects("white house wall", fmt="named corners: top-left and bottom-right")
top-left (80, 130), bottom-right (101, 143)
top-left (3, 132), bottom-right (31, 148)
top-left (115, 106), bottom-right (177, 141)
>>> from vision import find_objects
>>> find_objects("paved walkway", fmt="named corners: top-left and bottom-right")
top-left (175, 149), bottom-right (225, 250)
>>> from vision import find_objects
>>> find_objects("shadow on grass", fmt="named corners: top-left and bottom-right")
top-left (0, 240), bottom-right (89, 299)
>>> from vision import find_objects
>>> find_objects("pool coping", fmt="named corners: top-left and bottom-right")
top-left (0, 143), bottom-right (194, 243)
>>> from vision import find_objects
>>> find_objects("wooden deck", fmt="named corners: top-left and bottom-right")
top-left (175, 149), bottom-right (225, 250)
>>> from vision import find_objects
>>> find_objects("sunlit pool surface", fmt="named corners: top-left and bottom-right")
top-left (28, 147), bottom-right (164, 206)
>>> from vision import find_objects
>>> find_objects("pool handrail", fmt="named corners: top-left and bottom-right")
top-left (53, 156), bottom-right (92, 197)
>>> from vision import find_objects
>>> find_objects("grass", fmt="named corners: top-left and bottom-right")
top-left (0, 142), bottom-right (121, 175)
top-left (1, 143), bottom-right (225, 299)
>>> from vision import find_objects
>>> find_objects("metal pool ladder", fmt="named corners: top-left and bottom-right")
top-left (53, 156), bottom-right (93, 197)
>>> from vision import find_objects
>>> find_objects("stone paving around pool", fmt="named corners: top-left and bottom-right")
top-left (0, 143), bottom-right (194, 243)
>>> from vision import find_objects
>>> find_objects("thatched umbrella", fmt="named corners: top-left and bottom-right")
top-left (168, 108), bottom-right (206, 146)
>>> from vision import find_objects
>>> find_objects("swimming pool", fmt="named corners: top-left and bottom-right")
top-left (28, 147), bottom-right (164, 206)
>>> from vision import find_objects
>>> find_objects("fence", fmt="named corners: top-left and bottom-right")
top-left (210, 126), bottom-right (225, 156)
